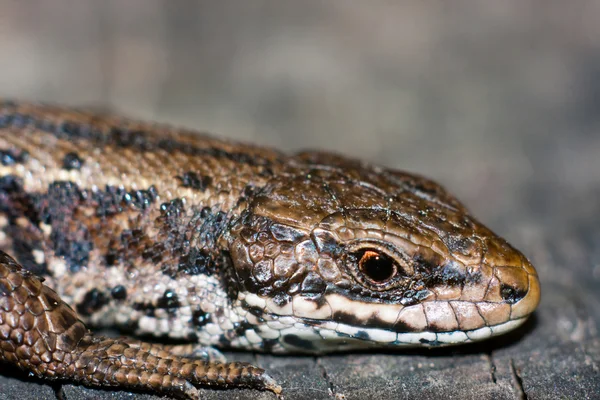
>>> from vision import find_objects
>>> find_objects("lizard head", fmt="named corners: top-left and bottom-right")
top-left (226, 152), bottom-right (540, 353)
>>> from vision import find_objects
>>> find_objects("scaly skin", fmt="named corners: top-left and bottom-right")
top-left (0, 100), bottom-right (540, 397)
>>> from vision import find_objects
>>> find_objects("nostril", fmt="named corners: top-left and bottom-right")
top-left (500, 284), bottom-right (527, 304)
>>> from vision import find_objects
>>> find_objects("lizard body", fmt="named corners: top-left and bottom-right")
top-left (0, 100), bottom-right (540, 398)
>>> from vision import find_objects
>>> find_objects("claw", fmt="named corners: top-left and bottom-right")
top-left (261, 373), bottom-right (283, 394)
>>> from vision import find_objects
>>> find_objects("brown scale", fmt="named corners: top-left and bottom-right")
top-left (0, 100), bottom-right (540, 397)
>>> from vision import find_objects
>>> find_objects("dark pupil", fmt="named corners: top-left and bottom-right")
top-left (359, 250), bottom-right (396, 282)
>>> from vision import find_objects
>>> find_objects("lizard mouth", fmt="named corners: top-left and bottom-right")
top-left (274, 316), bottom-right (530, 353)
top-left (237, 265), bottom-right (540, 353)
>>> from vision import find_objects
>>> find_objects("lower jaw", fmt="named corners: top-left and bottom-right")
top-left (269, 316), bottom-right (530, 353)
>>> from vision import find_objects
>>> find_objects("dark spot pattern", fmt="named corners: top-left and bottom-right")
top-left (282, 334), bottom-right (316, 351)
top-left (413, 255), bottom-right (439, 274)
top-left (392, 319), bottom-right (418, 333)
top-left (500, 284), bottom-right (526, 304)
top-left (62, 152), bottom-right (84, 170)
top-left (399, 289), bottom-right (431, 306)
top-left (233, 321), bottom-right (255, 338)
top-left (77, 288), bottom-right (109, 316)
top-left (111, 285), bottom-right (127, 300)
top-left (91, 185), bottom-right (158, 218)
top-left (0, 112), bottom-right (33, 129)
top-left (160, 199), bottom-right (185, 219)
top-left (331, 311), bottom-right (365, 331)
top-left (178, 248), bottom-right (212, 276)
top-left (0, 176), bottom-right (24, 216)
top-left (260, 338), bottom-right (279, 352)
top-left (443, 235), bottom-right (474, 254)
top-left (0, 175), bottom-right (24, 197)
top-left (161, 206), bottom-right (230, 279)
top-left (217, 334), bottom-right (231, 348)
top-left (125, 186), bottom-right (158, 210)
top-left (132, 301), bottom-right (157, 317)
top-left (157, 289), bottom-right (180, 311)
top-left (0, 149), bottom-right (28, 166)
top-left (354, 330), bottom-right (370, 340)
top-left (92, 186), bottom-right (128, 217)
top-left (53, 239), bottom-right (93, 273)
top-left (1, 178), bottom-right (163, 273)
top-left (243, 303), bottom-right (266, 319)
top-left (300, 272), bottom-right (327, 295)
top-left (312, 229), bottom-right (339, 256)
top-left (36, 182), bottom-right (93, 272)
top-left (269, 223), bottom-right (305, 242)
top-left (10, 236), bottom-right (48, 276)
top-left (192, 309), bottom-right (211, 328)
top-left (111, 128), bottom-right (149, 148)
top-left (419, 338), bottom-right (440, 346)
top-left (331, 309), bottom-right (421, 333)
top-left (0, 175), bottom-right (49, 275)
top-left (271, 292), bottom-right (291, 307)
top-left (37, 181), bottom-right (82, 224)
top-left (418, 259), bottom-right (468, 289)
top-left (176, 172), bottom-right (212, 191)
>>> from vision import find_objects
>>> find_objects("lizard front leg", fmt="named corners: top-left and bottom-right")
top-left (0, 251), bottom-right (281, 398)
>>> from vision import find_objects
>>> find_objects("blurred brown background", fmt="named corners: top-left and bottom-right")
top-left (1, 1), bottom-right (599, 207)
top-left (1, 2), bottom-right (599, 399)
top-left (2, 1), bottom-right (599, 244)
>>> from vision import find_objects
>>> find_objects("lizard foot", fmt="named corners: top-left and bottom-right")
top-left (0, 251), bottom-right (281, 399)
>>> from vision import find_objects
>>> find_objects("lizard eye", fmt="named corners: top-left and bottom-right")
top-left (346, 243), bottom-right (413, 291)
top-left (358, 250), bottom-right (396, 283)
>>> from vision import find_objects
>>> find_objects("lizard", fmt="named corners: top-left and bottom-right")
top-left (0, 100), bottom-right (541, 398)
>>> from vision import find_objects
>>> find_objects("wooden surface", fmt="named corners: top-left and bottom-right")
top-left (1, 2), bottom-right (599, 399)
